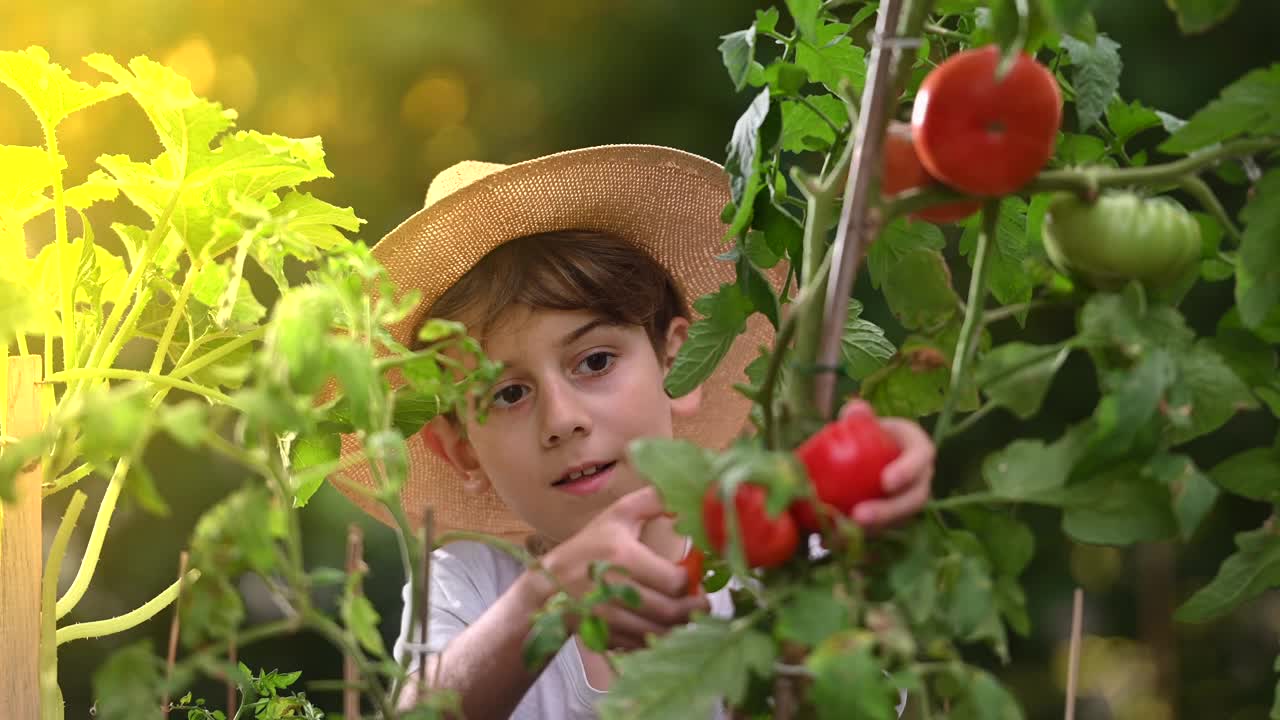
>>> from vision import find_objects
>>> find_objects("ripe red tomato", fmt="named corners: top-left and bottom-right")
top-left (702, 483), bottom-right (799, 569)
top-left (677, 546), bottom-right (705, 596)
top-left (881, 120), bottom-right (982, 224)
top-left (792, 404), bottom-right (900, 532)
top-left (911, 46), bottom-right (1062, 196)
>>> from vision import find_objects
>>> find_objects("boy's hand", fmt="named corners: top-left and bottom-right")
top-left (843, 400), bottom-right (936, 532)
top-left (537, 486), bottom-right (709, 651)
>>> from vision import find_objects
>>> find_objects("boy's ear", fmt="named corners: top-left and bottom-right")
top-left (425, 417), bottom-right (491, 495)
top-left (662, 316), bottom-right (703, 417)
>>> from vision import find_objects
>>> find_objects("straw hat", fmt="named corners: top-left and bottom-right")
top-left (332, 145), bottom-right (777, 542)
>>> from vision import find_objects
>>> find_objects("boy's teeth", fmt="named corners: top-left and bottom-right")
top-left (567, 465), bottom-right (599, 482)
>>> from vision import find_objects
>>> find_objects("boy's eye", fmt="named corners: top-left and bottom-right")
top-left (577, 351), bottom-right (616, 375)
top-left (492, 385), bottom-right (528, 408)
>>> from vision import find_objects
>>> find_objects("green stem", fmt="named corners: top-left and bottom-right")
top-left (303, 611), bottom-right (398, 719)
top-left (795, 94), bottom-right (847, 138)
top-left (41, 463), bottom-right (93, 497)
top-left (760, 307), bottom-right (801, 450)
top-left (946, 402), bottom-right (998, 437)
top-left (54, 459), bottom-right (128, 618)
top-left (168, 326), bottom-right (266, 380)
top-left (42, 491), bottom-right (87, 720)
top-left (932, 201), bottom-right (998, 445)
top-left (926, 491), bottom-right (1002, 511)
top-left (148, 262), bottom-right (200, 376)
top-left (922, 22), bottom-right (967, 42)
top-left (55, 569), bottom-right (200, 645)
top-left (385, 497), bottom-right (425, 703)
top-left (45, 368), bottom-right (236, 407)
top-left (1180, 175), bottom-right (1244, 244)
top-left (44, 125), bottom-right (75, 375)
top-left (982, 299), bottom-right (1064, 324)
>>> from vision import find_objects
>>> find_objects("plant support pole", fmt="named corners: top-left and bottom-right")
top-left (1, 356), bottom-right (44, 720)
top-left (814, 0), bottom-right (908, 418)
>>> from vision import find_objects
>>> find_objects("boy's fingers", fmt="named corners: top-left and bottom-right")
top-left (610, 486), bottom-right (668, 529)
top-left (622, 582), bottom-right (709, 626)
top-left (591, 605), bottom-right (666, 647)
top-left (613, 544), bottom-right (690, 598)
top-left (853, 479), bottom-right (930, 529)
top-left (839, 398), bottom-right (873, 418)
top-left (877, 418), bottom-right (935, 494)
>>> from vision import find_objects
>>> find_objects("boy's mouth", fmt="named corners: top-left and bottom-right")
top-left (552, 461), bottom-right (618, 494)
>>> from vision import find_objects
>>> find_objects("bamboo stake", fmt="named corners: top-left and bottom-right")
top-left (1, 356), bottom-right (44, 720)
top-left (1065, 588), bottom-right (1084, 720)
top-left (345, 524), bottom-right (365, 720)
top-left (161, 550), bottom-right (190, 718)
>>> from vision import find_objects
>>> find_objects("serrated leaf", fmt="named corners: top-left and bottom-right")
top-left (841, 301), bottom-right (895, 380)
top-left (159, 401), bottom-right (209, 450)
top-left (1062, 463), bottom-right (1178, 545)
top-left (1209, 447), bottom-right (1280, 503)
top-left (1060, 34), bottom-right (1122, 132)
top-left (807, 640), bottom-right (897, 720)
top-left (342, 592), bottom-right (386, 656)
top-left (1166, 340), bottom-right (1257, 444)
top-left (1087, 349), bottom-right (1177, 462)
top-left (290, 428), bottom-right (341, 507)
top-left (977, 342), bottom-right (1071, 419)
top-left (719, 26), bottom-right (757, 92)
top-left (786, 0), bottom-right (822, 43)
top-left (1165, 0), bottom-right (1241, 34)
top-left (1147, 453), bottom-right (1218, 541)
top-left (1161, 64), bottom-right (1280, 154)
top-left (960, 198), bottom-right (1037, 311)
top-left (883, 250), bottom-right (959, 330)
top-left (890, 531), bottom-right (939, 623)
top-left (90, 642), bottom-right (165, 720)
top-left (956, 508), bottom-right (1036, 576)
top-left (125, 463), bottom-right (170, 516)
top-left (863, 324), bottom-right (982, 418)
top-left (795, 23), bottom-right (867, 95)
top-left (1078, 289), bottom-right (1195, 352)
top-left (665, 283), bottom-right (753, 398)
top-left (983, 435), bottom-right (1078, 504)
top-left (736, 253), bottom-right (779, 329)
top-left (1236, 170), bottom-right (1280, 329)
top-left (77, 384), bottom-right (151, 465)
top-left (0, 276), bottom-right (39, 344)
top-left (1039, 0), bottom-right (1100, 37)
top-left (190, 260), bottom-right (267, 331)
top-left (777, 586), bottom-right (850, 647)
top-left (628, 439), bottom-right (714, 549)
top-left (725, 89), bottom-right (771, 207)
top-left (0, 47), bottom-right (122, 129)
top-left (1106, 98), bottom-right (1163, 145)
top-left (267, 285), bottom-right (339, 394)
top-left (599, 618), bottom-right (775, 720)
top-left (1176, 525), bottom-right (1280, 623)
top-left (953, 670), bottom-right (1025, 720)
top-left (779, 94), bottom-right (846, 153)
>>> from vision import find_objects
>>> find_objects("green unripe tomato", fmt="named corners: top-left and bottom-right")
top-left (1042, 192), bottom-right (1201, 289)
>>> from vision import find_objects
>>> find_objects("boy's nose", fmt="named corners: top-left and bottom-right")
top-left (540, 381), bottom-right (591, 447)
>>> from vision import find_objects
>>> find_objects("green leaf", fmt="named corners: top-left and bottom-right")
top-left (1236, 170), bottom-right (1280, 329)
top-left (777, 586), bottom-right (850, 648)
top-left (764, 62), bottom-right (810, 96)
top-left (795, 23), bottom-right (867, 95)
top-left (0, 275), bottom-right (38, 345)
top-left (1176, 525), bottom-right (1280, 623)
top-left (863, 324), bottom-right (982, 418)
top-left (1146, 453), bottom-right (1218, 541)
top-left (158, 401), bottom-right (208, 450)
top-left (289, 428), bottom-right (341, 507)
top-left (0, 47), bottom-right (122, 129)
top-left (1106, 98), bottom-right (1163, 145)
top-left (725, 89), bottom-right (771, 207)
top-left (0, 144), bottom-right (61, 239)
top-left (976, 342), bottom-right (1071, 419)
top-left (1161, 64), bottom-right (1280, 154)
top-left (629, 439), bottom-right (714, 549)
top-left (1062, 463), bottom-right (1178, 545)
top-left (1039, 0), bottom-right (1100, 37)
top-left (952, 670), bottom-right (1025, 720)
top-left (1052, 132), bottom-right (1112, 167)
top-left (665, 283), bottom-right (753, 398)
top-left (599, 618), bottom-right (775, 720)
top-left (983, 434), bottom-right (1079, 504)
top-left (946, 555), bottom-right (998, 639)
top-left (960, 197), bottom-right (1039, 312)
top-left (779, 94), bottom-right (846, 153)
top-left (363, 429), bottom-right (409, 495)
top-left (20, 235), bottom-right (128, 335)
top-left (736, 253), bottom-right (779, 329)
top-left (125, 463), bottom-right (170, 516)
top-left (77, 384), bottom-right (152, 465)
top-left (523, 608), bottom-right (570, 669)
top-left (786, 0), bottom-right (822, 43)
top-left (1209, 447), bottom-right (1280, 503)
top-left (267, 285), bottom-right (339, 394)
top-left (1165, 0), bottom-right (1241, 34)
top-left (0, 432), bottom-right (53, 502)
top-left (1060, 34), bottom-right (1122, 132)
top-left (579, 614), bottom-right (610, 653)
top-left (841, 301), bottom-right (895, 381)
top-left (957, 509), bottom-right (1036, 576)
top-left (90, 642), bottom-right (165, 720)
top-left (870, 219), bottom-right (958, 330)
top-left (190, 260), bottom-right (267, 331)
top-left (342, 591), bottom-right (386, 656)
top-left (807, 640), bottom-right (896, 720)
top-left (1086, 349), bottom-right (1177, 462)
top-left (719, 26), bottom-right (757, 92)
top-left (1078, 289), bottom-right (1195, 352)
top-left (890, 530), bottom-right (939, 624)
top-left (1166, 340), bottom-right (1257, 444)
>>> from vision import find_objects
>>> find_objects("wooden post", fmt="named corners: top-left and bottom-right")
top-left (1, 356), bottom-right (45, 719)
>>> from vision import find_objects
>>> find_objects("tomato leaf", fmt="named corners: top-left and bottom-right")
top-left (0, 47), bottom-right (122, 130)
top-left (1165, 0), bottom-right (1242, 34)
top-left (777, 585), bottom-right (849, 648)
top-left (1166, 340), bottom-right (1257, 444)
top-left (1145, 453), bottom-right (1219, 541)
top-left (599, 618), bottom-right (775, 720)
top-left (1176, 525), bottom-right (1280, 623)
top-left (795, 23), bottom-right (867, 95)
top-left (1209, 447), bottom-right (1280, 503)
top-left (0, 276), bottom-right (38, 345)
top-left (807, 641), bottom-right (897, 720)
top-left (1061, 462), bottom-right (1178, 545)
top-left (1160, 64), bottom-right (1280, 154)
top-left (956, 508), bottom-right (1036, 577)
top-left (952, 670), bottom-right (1025, 720)
top-left (779, 94), bottom-right (846, 153)
top-left (736, 252), bottom-right (780, 329)
top-left (863, 324), bottom-right (983, 418)
top-left (841, 301), bottom-right (896, 381)
top-left (1060, 34), bottom-right (1122, 132)
top-left (628, 438), bottom-right (715, 550)
top-left (1038, 0), bottom-right (1101, 38)
top-left (665, 283), bottom-right (753, 398)
top-left (90, 642), bottom-right (167, 720)
top-left (726, 89), bottom-right (771, 208)
top-left (1236, 169), bottom-right (1280, 329)
top-left (785, 0), bottom-right (822, 43)
top-left (1078, 289), bottom-right (1196, 351)
top-left (976, 342), bottom-right (1071, 419)
top-left (983, 435), bottom-right (1078, 504)
top-left (1106, 97), bottom-right (1164, 145)
top-left (718, 26), bottom-right (757, 92)
top-left (341, 589), bottom-right (386, 656)
top-left (959, 198), bottom-right (1037, 313)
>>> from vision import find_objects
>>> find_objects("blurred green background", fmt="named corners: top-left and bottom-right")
top-left (3, 1), bottom-right (1278, 718)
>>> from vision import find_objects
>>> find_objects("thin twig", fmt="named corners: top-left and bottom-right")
top-left (344, 525), bottom-right (365, 720)
top-left (161, 551), bottom-right (190, 718)
top-left (227, 633), bottom-right (238, 718)
top-left (418, 509), bottom-right (436, 703)
top-left (1065, 588), bottom-right (1084, 720)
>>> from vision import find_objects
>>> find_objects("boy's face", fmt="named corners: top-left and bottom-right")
top-left (433, 307), bottom-right (699, 543)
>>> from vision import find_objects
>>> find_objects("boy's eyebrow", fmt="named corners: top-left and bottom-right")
top-left (558, 318), bottom-right (614, 347)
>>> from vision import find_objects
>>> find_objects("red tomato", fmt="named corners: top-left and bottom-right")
top-left (793, 404), bottom-right (901, 532)
top-left (881, 120), bottom-right (982, 224)
top-left (677, 546), bottom-right (705, 596)
top-left (911, 46), bottom-right (1062, 196)
top-left (702, 483), bottom-right (799, 569)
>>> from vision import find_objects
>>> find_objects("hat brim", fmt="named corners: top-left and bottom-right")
top-left (333, 145), bottom-right (778, 541)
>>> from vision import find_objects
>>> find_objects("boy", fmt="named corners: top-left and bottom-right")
top-left (331, 146), bottom-right (935, 719)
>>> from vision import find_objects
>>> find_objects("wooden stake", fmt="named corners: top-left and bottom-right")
top-left (1, 356), bottom-right (44, 720)
top-left (344, 524), bottom-right (365, 720)
top-left (1065, 588), bottom-right (1084, 720)
top-left (161, 550), bottom-right (190, 718)
top-left (418, 508), bottom-right (435, 701)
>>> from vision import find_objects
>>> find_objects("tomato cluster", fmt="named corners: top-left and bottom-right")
top-left (700, 405), bottom-right (900, 569)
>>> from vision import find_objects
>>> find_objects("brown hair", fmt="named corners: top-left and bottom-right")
top-left (425, 230), bottom-right (689, 356)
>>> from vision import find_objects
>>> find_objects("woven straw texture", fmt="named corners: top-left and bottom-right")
top-left (333, 145), bottom-right (776, 541)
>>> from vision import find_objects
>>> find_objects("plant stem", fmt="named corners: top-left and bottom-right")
top-left (760, 308), bottom-right (800, 450)
top-left (926, 491), bottom-right (1002, 511)
top-left (303, 611), bottom-right (398, 719)
top-left (795, 94), bottom-right (847, 138)
top-left (45, 367), bottom-right (237, 407)
top-left (41, 491), bottom-right (87, 720)
top-left (932, 201), bottom-right (998, 445)
top-left (947, 402), bottom-right (999, 437)
top-left (44, 125), bottom-right (75, 375)
top-left (923, 22), bottom-right (967, 41)
top-left (41, 463), bottom-right (93, 497)
top-left (168, 326), bottom-right (266, 380)
top-left (149, 263), bottom-right (200, 376)
top-left (55, 569), bottom-right (201, 645)
top-left (55, 459), bottom-right (128, 619)
top-left (1180, 175), bottom-right (1244, 244)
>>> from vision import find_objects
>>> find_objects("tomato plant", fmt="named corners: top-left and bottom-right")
top-left (911, 46), bottom-right (1063, 196)
top-left (703, 483), bottom-right (799, 569)
top-left (791, 403), bottom-right (899, 532)
top-left (1043, 191), bottom-right (1203, 289)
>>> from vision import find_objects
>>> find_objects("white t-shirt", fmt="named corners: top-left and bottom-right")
top-left (393, 540), bottom-right (734, 720)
